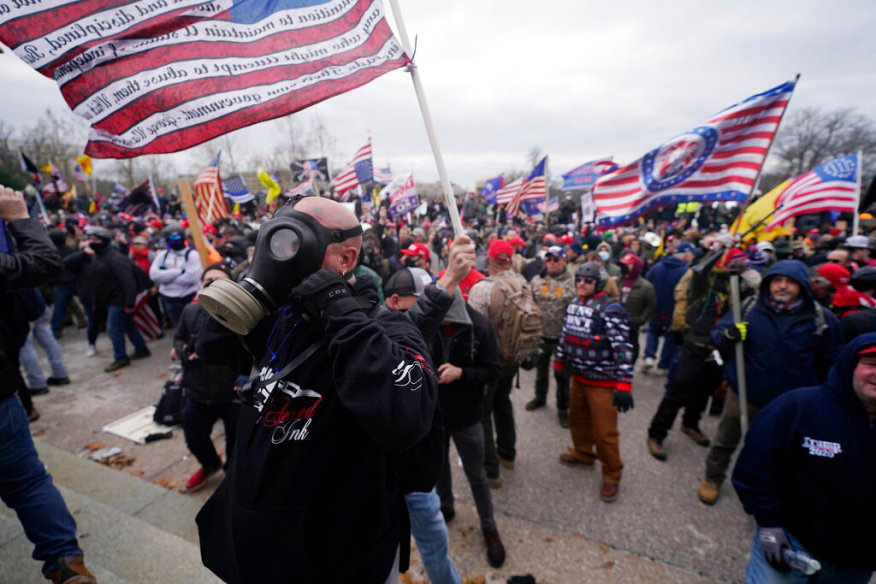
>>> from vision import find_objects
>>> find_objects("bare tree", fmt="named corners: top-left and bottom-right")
top-left (773, 107), bottom-right (876, 179)
top-left (526, 146), bottom-right (542, 169)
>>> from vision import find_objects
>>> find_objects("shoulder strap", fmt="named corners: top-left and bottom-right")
top-left (813, 301), bottom-right (827, 336)
top-left (252, 339), bottom-right (324, 394)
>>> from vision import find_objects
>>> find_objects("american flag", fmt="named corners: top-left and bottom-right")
top-left (374, 165), bottom-right (393, 184)
top-left (285, 177), bottom-right (316, 199)
top-left (222, 175), bottom-right (254, 204)
top-left (593, 80), bottom-right (797, 226)
top-left (73, 164), bottom-right (87, 183)
top-left (538, 196), bottom-right (560, 214)
top-left (0, 1), bottom-right (408, 159)
top-left (767, 153), bottom-right (860, 230)
top-left (333, 141), bottom-right (373, 196)
top-left (42, 179), bottom-right (69, 195)
top-left (194, 153), bottom-right (227, 227)
top-left (507, 156), bottom-right (548, 216)
top-left (495, 178), bottom-right (524, 206)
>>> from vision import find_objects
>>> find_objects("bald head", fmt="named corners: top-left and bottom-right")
top-left (293, 196), bottom-right (362, 275)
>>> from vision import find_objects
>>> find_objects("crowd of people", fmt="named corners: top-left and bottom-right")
top-left (2, 182), bottom-right (875, 584)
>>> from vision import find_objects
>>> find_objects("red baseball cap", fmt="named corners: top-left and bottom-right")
top-left (401, 242), bottom-right (431, 261)
top-left (488, 239), bottom-right (514, 262)
top-left (509, 236), bottom-right (526, 248)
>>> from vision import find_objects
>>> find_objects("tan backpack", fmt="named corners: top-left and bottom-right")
top-left (487, 276), bottom-right (544, 365)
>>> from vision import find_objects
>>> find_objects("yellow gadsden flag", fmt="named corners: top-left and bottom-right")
top-left (731, 179), bottom-right (794, 242)
top-left (258, 168), bottom-right (282, 204)
top-left (75, 155), bottom-right (93, 176)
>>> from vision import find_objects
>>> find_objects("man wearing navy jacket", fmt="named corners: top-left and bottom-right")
top-left (732, 333), bottom-right (876, 583)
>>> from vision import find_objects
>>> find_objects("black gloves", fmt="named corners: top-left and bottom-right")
top-left (758, 527), bottom-right (790, 571)
top-left (290, 269), bottom-right (368, 323)
top-left (613, 390), bottom-right (634, 413)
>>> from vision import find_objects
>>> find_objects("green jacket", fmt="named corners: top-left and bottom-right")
top-left (621, 277), bottom-right (656, 328)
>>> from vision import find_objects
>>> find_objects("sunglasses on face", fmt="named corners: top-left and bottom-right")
top-left (828, 259), bottom-right (842, 264)
top-left (544, 256), bottom-right (562, 263)
top-left (576, 276), bottom-right (597, 285)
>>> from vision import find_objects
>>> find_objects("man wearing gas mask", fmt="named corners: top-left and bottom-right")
top-left (194, 196), bottom-right (439, 584)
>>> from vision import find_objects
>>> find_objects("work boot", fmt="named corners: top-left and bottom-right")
top-left (698, 479), bottom-right (720, 505)
top-left (104, 357), bottom-right (130, 373)
top-left (559, 450), bottom-right (594, 466)
top-left (482, 527), bottom-right (506, 568)
top-left (599, 481), bottom-right (619, 503)
top-left (441, 506), bottom-right (455, 523)
top-left (28, 407), bottom-right (40, 423)
top-left (487, 474), bottom-right (502, 489)
top-left (558, 409), bottom-right (570, 428)
top-left (525, 398), bottom-right (546, 411)
top-left (47, 555), bottom-right (96, 584)
top-left (646, 437), bottom-right (667, 461)
top-left (28, 387), bottom-right (49, 396)
top-left (681, 426), bottom-right (711, 447)
top-left (131, 348), bottom-right (152, 360)
top-left (499, 456), bottom-right (514, 470)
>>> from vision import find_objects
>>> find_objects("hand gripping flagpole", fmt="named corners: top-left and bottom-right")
top-left (387, 0), bottom-right (463, 237)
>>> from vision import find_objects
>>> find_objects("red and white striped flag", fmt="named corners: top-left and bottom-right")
top-left (767, 153), bottom-right (860, 230)
top-left (194, 154), bottom-right (227, 227)
top-left (507, 156), bottom-right (548, 216)
top-left (332, 141), bottom-right (373, 196)
top-left (0, 1), bottom-right (408, 159)
top-left (593, 80), bottom-right (796, 226)
top-left (495, 178), bottom-right (524, 206)
top-left (132, 290), bottom-right (162, 341)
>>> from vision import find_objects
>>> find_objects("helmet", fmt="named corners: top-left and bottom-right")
top-left (575, 262), bottom-right (607, 291)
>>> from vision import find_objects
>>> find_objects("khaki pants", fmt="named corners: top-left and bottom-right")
top-left (568, 378), bottom-right (623, 483)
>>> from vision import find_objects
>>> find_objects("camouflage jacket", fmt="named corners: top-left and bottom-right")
top-left (530, 268), bottom-right (576, 338)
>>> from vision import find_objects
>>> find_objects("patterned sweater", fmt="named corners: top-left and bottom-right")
top-left (554, 292), bottom-right (634, 391)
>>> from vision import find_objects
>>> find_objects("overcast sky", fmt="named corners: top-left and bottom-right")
top-left (1, 0), bottom-right (874, 188)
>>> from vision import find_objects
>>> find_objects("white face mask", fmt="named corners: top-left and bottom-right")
top-left (598, 250), bottom-right (610, 262)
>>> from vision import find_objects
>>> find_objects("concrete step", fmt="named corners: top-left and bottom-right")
top-left (0, 440), bottom-right (219, 583)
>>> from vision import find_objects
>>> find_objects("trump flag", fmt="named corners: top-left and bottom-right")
top-left (0, 0), bottom-right (409, 158)
top-left (593, 80), bottom-right (796, 226)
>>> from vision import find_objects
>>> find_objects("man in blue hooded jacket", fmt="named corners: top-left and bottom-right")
top-left (698, 259), bottom-right (843, 504)
top-left (732, 332), bottom-right (876, 583)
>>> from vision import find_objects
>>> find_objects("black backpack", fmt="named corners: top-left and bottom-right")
top-left (154, 366), bottom-right (185, 426)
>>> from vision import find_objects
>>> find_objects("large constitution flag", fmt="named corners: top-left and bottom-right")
top-left (0, 1), bottom-right (409, 158)
top-left (593, 80), bottom-right (796, 226)
top-left (766, 153), bottom-right (860, 230)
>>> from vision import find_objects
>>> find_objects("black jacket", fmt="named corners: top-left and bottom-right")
top-left (195, 295), bottom-right (437, 583)
top-left (66, 244), bottom-right (139, 307)
top-left (173, 302), bottom-right (240, 404)
top-left (0, 219), bottom-right (62, 402)
top-left (438, 304), bottom-right (499, 431)
top-left (732, 333), bottom-right (876, 570)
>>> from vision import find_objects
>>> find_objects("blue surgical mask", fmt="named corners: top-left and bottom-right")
top-left (598, 250), bottom-right (610, 262)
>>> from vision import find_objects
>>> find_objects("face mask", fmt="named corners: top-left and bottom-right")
top-left (403, 257), bottom-right (419, 268)
top-left (199, 204), bottom-right (362, 334)
top-left (167, 236), bottom-right (185, 251)
top-left (598, 250), bottom-right (610, 262)
top-left (89, 239), bottom-right (109, 252)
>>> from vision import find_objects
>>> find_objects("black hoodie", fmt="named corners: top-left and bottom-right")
top-left (732, 332), bottom-right (876, 570)
top-left (195, 296), bottom-right (437, 583)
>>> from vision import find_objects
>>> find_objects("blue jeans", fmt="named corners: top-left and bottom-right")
top-left (107, 305), bottom-right (147, 362)
top-left (746, 527), bottom-right (873, 583)
top-left (645, 316), bottom-right (677, 369)
top-left (19, 308), bottom-right (68, 389)
top-left (50, 283), bottom-right (76, 335)
top-left (405, 489), bottom-right (460, 584)
top-left (161, 293), bottom-right (195, 328)
top-left (82, 303), bottom-right (106, 346)
top-left (0, 396), bottom-right (82, 575)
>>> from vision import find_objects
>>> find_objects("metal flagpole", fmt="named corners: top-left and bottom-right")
top-left (729, 275), bottom-right (749, 435)
top-left (387, 0), bottom-right (463, 237)
top-left (853, 150), bottom-right (863, 236)
top-left (730, 73), bottom-right (801, 238)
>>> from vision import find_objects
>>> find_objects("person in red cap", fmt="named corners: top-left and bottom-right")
top-left (400, 242), bottom-right (432, 274)
top-left (469, 239), bottom-right (543, 488)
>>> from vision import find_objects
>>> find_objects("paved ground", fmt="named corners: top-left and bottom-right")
top-left (20, 325), bottom-right (752, 583)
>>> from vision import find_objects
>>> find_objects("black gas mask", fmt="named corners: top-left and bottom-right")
top-left (199, 202), bottom-right (363, 334)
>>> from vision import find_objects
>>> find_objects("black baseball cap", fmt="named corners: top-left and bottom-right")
top-left (384, 267), bottom-right (432, 297)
